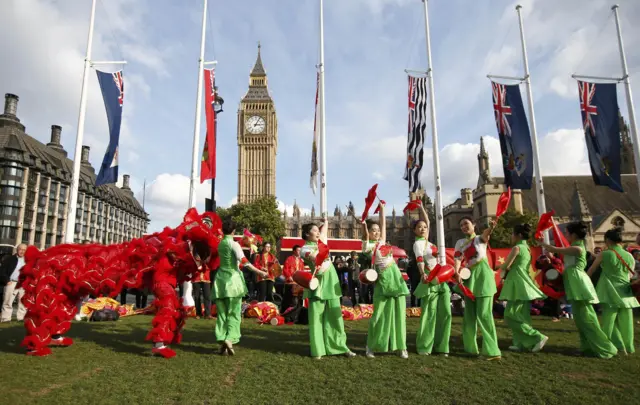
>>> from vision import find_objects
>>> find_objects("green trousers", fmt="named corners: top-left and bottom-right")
top-left (504, 301), bottom-right (546, 351)
top-left (416, 291), bottom-right (451, 354)
top-left (571, 301), bottom-right (617, 358)
top-left (214, 297), bottom-right (242, 344)
top-left (308, 298), bottom-right (350, 357)
top-left (601, 304), bottom-right (634, 355)
top-left (463, 296), bottom-right (501, 357)
top-left (367, 294), bottom-right (407, 352)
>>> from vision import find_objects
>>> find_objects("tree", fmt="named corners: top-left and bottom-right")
top-left (215, 196), bottom-right (285, 246)
top-left (489, 208), bottom-right (539, 249)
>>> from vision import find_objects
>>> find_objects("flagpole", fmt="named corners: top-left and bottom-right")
top-left (65, 0), bottom-right (97, 243)
top-left (612, 4), bottom-right (640, 195)
top-left (319, 0), bottom-right (328, 217)
top-left (516, 4), bottom-right (549, 244)
top-left (421, 0), bottom-right (445, 264)
top-left (188, 0), bottom-right (208, 209)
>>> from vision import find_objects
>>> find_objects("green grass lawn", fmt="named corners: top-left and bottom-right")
top-left (1, 315), bottom-right (639, 405)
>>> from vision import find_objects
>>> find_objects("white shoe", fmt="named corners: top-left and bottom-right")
top-left (418, 352), bottom-right (430, 356)
top-left (509, 346), bottom-right (521, 352)
top-left (532, 336), bottom-right (548, 353)
top-left (312, 356), bottom-right (323, 360)
top-left (224, 340), bottom-right (235, 356)
top-left (399, 350), bottom-right (409, 359)
top-left (74, 314), bottom-right (82, 321)
top-left (365, 347), bottom-right (375, 359)
top-left (344, 351), bottom-right (356, 358)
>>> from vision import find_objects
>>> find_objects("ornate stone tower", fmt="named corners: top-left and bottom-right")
top-left (237, 44), bottom-right (278, 204)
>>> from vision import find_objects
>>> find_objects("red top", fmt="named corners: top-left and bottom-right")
top-left (254, 252), bottom-right (277, 282)
top-left (194, 263), bottom-right (211, 283)
top-left (283, 255), bottom-right (304, 283)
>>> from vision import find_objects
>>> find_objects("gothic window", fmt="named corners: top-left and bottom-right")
top-left (612, 216), bottom-right (625, 228)
top-left (477, 202), bottom-right (483, 217)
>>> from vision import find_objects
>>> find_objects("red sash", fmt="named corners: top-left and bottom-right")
top-left (610, 248), bottom-right (634, 274)
top-left (456, 237), bottom-right (478, 266)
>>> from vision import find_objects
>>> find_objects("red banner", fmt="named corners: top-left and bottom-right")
top-left (200, 68), bottom-right (217, 182)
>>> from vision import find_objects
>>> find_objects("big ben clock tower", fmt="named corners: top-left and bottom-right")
top-left (237, 44), bottom-right (278, 204)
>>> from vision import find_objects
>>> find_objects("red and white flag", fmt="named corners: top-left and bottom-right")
top-left (310, 72), bottom-right (320, 194)
top-left (200, 68), bottom-right (217, 183)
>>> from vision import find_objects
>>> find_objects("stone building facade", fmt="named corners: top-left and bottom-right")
top-left (0, 93), bottom-right (148, 251)
top-left (443, 124), bottom-right (639, 251)
top-left (237, 45), bottom-right (278, 204)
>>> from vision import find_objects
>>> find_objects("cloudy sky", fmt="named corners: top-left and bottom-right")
top-left (1, 0), bottom-right (639, 232)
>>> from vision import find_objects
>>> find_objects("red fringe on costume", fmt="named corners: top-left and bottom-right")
top-left (18, 208), bottom-right (222, 356)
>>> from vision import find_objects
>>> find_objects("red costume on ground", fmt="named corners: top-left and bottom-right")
top-left (18, 208), bottom-right (221, 357)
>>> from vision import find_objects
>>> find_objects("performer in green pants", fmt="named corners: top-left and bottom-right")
top-left (212, 218), bottom-right (268, 355)
top-left (540, 221), bottom-right (617, 358)
top-left (362, 202), bottom-right (410, 359)
top-left (499, 223), bottom-right (548, 352)
top-left (587, 227), bottom-right (639, 355)
top-left (454, 217), bottom-right (501, 360)
top-left (412, 200), bottom-right (451, 356)
top-left (301, 216), bottom-right (356, 359)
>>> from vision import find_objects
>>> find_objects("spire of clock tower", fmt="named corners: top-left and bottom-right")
top-left (237, 44), bottom-right (278, 204)
top-left (251, 42), bottom-right (266, 78)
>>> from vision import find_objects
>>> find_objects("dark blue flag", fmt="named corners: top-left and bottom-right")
top-left (95, 70), bottom-right (124, 186)
top-left (578, 81), bottom-right (623, 192)
top-left (491, 82), bottom-right (534, 189)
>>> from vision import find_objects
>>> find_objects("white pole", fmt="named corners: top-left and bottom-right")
top-left (188, 0), bottom-right (208, 209)
top-left (612, 4), bottom-right (640, 195)
top-left (65, 0), bottom-right (97, 243)
top-left (422, 0), bottom-right (446, 264)
top-left (319, 0), bottom-right (328, 217)
top-left (516, 4), bottom-right (549, 244)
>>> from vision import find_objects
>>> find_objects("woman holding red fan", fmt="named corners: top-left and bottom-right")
top-left (362, 201), bottom-right (410, 359)
top-left (412, 200), bottom-right (451, 356)
top-left (300, 216), bottom-right (356, 359)
top-left (454, 217), bottom-right (501, 360)
top-left (498, 223), bottom-right (548, 353)
top-left (539, 221), bottom-right (617, 358)
top-left (587, 227), bottom-right (638, 355)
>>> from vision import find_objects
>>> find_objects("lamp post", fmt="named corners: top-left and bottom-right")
top-left (210, 86), bottom-right (224, 212)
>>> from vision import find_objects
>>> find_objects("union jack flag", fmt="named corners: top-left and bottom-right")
top-left (95, 70), bottom-right (124, 186)
top-left (576, 80), bottom-right (623, 192)
top-left (579, 81), bottom-right (597, 137)
top-left (492, 82), bottom-right (512, 136)
top-left (113, 71), bottom-right (124, 107)
top-left (489, 81), bottom-right (533, 189)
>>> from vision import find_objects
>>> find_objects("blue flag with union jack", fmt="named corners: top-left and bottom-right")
top-left (577, 81), bottom-right (623, 192)
top-left (491, 82), bottom-right (533, 189)
top-left (95, 70), bottom-right (124, 186)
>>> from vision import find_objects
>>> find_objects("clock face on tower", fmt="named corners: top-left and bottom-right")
top-left (245, 115), bottom-right (266, 134)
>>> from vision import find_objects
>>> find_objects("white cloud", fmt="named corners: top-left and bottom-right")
top-left (225, 196), bottom-right (238, 207)
top-left (143, 173), bottom-right (212, 232)
top-left (372, 172), bottom-right (385, 180)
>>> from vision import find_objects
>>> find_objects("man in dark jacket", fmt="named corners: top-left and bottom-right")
top-left (1, 244), bottom-right (27, 322)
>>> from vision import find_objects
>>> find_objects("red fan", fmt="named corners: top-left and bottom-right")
top-left (361, 184), bottom-right (379, 222)
top-left (315, 240), bottom-right (329, 268)
top-left (402, 199), bottom-right (422, 214)
top-left (535, 210), bottom-right (555, 240)
top-left (535, 210), bottom-right (569, 248)
top-left (373, 200), bottom-right (386, 214)
top-left (495, 187), bottom-right (511, 218)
